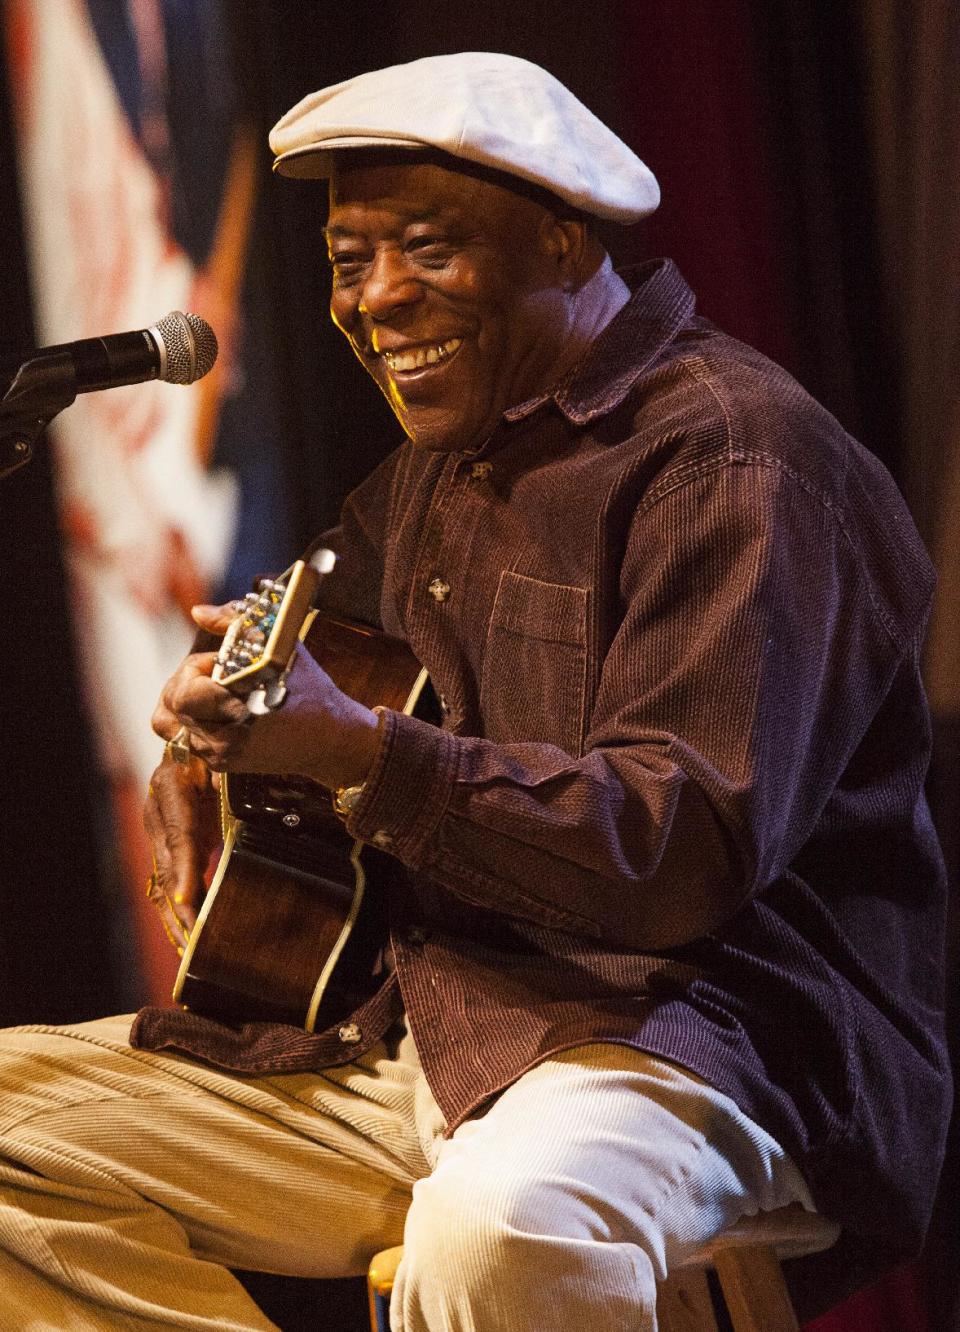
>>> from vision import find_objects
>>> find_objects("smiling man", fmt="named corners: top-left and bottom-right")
top-left (0, 52), bottom-right (951, 1332)
top-left (324, 152), bottom-right (632, 454)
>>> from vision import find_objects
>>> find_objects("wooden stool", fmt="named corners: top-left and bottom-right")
top-left (366, 1203), bottom-right (839, 1331)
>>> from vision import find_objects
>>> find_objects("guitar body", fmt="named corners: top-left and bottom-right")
top-left (173, 613), bottom-right (436, 1030)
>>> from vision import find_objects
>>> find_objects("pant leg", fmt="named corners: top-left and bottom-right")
top-left (0, 1013), bottom-right (430, 1330)
top-left (395, 1043), bottom-right (816, 1332)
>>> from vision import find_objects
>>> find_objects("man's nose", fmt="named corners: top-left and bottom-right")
top-left (358, 249), bottom-right (421, 321)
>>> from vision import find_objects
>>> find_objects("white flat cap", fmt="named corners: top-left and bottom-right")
top-left (270, 52), bottom-right (659, 224)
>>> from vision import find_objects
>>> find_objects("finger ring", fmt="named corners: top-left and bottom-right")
top-left (165, 726), bottom-right (192, 765)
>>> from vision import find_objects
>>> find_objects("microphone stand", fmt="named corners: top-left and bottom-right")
top-left (0, 352), bottom-right (77, 481)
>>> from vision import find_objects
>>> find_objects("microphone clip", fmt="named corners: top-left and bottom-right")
top-left (0, 352), bottom-right (77, 481)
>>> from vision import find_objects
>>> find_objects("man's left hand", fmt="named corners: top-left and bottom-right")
top-left (151, 605), bottom-right (381, 791)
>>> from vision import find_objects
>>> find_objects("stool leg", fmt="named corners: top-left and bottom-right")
top-left (657, 1265), bottom-right (720, 1331)
top-left (712, 1244), bottom-right (799, 1332)
top-left (367, 1246), bottom-right (404, 1332)
top-left (367, 1280), bottom-right (389, 1332)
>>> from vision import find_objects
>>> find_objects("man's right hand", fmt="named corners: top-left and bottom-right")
top-left (143, 601), bottom-right (238, 951)
top-left (143, 751), bottom-right (221, 953)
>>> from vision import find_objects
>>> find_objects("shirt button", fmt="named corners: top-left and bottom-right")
top-left (470, 461), bottom-right (493, 479)
top-left (427, 577), bottom-right (451, 602)
top-left (338, 1023), bottom-right (362, 1045)
top-left (370, 830), bottom-right (394, 850)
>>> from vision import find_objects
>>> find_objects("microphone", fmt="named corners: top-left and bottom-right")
top-left (0, 311), bottom-right (218, 400)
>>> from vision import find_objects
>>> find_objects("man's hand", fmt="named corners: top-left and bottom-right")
top-left (144, 752), bottom-right (220, 952)
top-left (144, 600), bottom-right (381, 951)
top-left (153, 602), bottom-right (381, 784)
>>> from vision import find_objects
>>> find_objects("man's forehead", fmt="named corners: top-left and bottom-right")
top-left (324, 152), bottom-right (546, 233)
top-left (324, 204), bottom-right (452, 240)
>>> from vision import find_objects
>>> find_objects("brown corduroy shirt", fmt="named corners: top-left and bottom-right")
top-left (133, 260), bottom-right (951, 1315)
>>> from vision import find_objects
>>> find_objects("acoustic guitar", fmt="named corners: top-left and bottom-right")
top-left (172, 557), bottom-right (437, 1030)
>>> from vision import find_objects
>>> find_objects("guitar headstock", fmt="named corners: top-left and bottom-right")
top-left (213, 549), bottom-right (335, 713)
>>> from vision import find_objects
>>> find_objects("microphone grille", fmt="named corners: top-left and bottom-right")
top-left (153, 311), bottom-right (219, 385)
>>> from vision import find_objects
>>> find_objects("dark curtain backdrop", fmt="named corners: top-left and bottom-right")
top-left (0, 3), bottom-right (954, 1329)
top-left (0, 32), bottom-right (127, 1027)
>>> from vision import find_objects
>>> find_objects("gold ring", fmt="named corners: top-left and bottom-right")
top-left (165, 726), bottom-right (192, 765)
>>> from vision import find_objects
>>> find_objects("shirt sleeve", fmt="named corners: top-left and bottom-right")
top-left (345, 458), bottom-right (911, 950)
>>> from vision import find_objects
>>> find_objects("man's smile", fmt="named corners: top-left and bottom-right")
top-left (377, 337), bottom-right (464, 376)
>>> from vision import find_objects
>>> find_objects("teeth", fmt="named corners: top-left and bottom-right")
top-left (383, 338), bottom-right (461, 373)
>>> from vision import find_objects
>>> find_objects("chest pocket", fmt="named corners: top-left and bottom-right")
top-left (480, 570), bottom-right (589, 756)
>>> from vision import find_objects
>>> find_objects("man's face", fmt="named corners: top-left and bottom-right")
top-left (325, 157), bottom-right (573, 452)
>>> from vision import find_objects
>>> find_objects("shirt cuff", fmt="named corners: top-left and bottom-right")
top-left (344, 707), bottom-right (460, 867)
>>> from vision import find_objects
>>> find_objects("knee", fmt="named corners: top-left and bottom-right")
top-left (394, 1164), bottom-right (656, 1329)
top-left (402, 1161), bottom-right (578, 1289)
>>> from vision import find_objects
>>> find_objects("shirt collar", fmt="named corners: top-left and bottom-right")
top-left (504, 258), bottom-right (697, 426)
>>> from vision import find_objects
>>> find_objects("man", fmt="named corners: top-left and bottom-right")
top-left (0, 53), bottom-right (951, 1331)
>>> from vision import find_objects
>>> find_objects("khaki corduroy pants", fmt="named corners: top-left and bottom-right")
top-left (0, 1014), bottom-right (814, 1331)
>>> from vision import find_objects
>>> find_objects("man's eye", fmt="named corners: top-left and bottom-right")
top-left (406, 237), bottom-right (453, 263)
top-left (329, 254), bottom-right (367, 281)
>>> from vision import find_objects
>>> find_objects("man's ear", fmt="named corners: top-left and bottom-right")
top-left (538, 215), bottom-right (588, 289)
